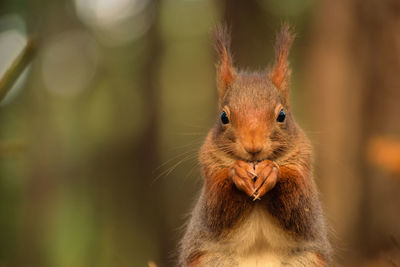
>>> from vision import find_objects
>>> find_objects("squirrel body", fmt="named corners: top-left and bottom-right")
top-left (178, 24), bottom-right (331, 267)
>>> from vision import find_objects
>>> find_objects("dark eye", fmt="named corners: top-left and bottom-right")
top-left (221, 111), bottom-right (229, 124)
top-left (277, 109), bottom-right (286, 122)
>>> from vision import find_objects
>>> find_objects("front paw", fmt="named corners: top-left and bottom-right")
top-left (253, 160), bottom-right (279, 200)
top-left (230, 160), bottom-right (257, 198)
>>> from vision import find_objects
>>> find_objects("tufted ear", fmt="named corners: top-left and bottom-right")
top-left (214, 24), bottom-right (236, 104)
top-left (269, 23), bottom-right (295, 100)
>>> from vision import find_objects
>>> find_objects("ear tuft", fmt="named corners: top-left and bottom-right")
top-left (269, 23), bottom-right (295, 96)
top-left (214, 24), bottom-right (235, 102)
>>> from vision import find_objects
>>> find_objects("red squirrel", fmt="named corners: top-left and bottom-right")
top-left (178, 24), bottom-right (331, 266)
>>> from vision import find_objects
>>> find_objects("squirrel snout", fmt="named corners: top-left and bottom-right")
top-left (239, 129), bottom-right (268, 158)
top-left (244, 145), bottom-right (263, 157)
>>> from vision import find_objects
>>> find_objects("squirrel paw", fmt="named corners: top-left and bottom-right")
top-left (230, 160), bottom-right (257, 198)
top-left (253, 160), bottom-right (279, 200)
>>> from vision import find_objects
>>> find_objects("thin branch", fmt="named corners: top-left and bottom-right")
top-left (0, 36), bottom-right (37, 102)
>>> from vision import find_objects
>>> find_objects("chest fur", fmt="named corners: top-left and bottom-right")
top-left (202, 205), bottom-right (310, 266)
top-left (225, 204), bottom-right (294, 253)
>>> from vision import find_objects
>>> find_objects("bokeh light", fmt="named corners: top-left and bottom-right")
top-left (41, 30), bottom-right (99, 97)
top-left (73, 0), bottom-right (153, 46)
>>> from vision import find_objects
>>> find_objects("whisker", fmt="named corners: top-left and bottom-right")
top-left (174, 132), bottom-right (207, 136)
top-left (153, 148), bottom-right (198, 173)
top-left (165, 154), bottom-right (198, 177)
top-left (168, 138), bottom-right (203, 151)
top-left (152, 141), bottom-right (237, 186)
top-left (183, 161), bottom-right (201, 182)
top-left (152, 153), bottom-right (198, 185)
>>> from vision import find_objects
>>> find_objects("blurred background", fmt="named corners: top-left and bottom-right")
top-left (0, 0), bottom-right (399, 266)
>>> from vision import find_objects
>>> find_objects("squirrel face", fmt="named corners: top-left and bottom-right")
top-left (214, 73), bottom-right (294, 162)
top-left (212, 24), bottom-right (295, 163)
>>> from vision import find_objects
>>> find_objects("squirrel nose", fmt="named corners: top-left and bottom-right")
top-left (244, 146), bottom-right (263, 156)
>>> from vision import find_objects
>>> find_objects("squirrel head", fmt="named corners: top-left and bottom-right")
top-left (212, 24), bottom-right (297, 162)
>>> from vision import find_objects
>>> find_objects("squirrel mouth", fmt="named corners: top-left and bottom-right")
top-left (243, 155), bottom-right (266, 163)
top-left (246, 159), bottom-right (265, 164)
top-left (243, 151), bottom-right (275, 163)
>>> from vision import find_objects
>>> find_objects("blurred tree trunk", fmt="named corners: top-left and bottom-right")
top-left (220, 0), bottom-right (277, 68)
top-left (93, 2), bottom-right (168, 266)
top-left (15, 2), bottom-right (72, 266)
top-left (13, 1), bottom-right (167, 266)
top-left (304, 0), bottom-right (400, 265)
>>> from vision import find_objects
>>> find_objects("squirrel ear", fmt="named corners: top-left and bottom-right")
top-left (269, 23), bottom-right (295, 98)
top-left (214, 24), bottom-right (236, 103)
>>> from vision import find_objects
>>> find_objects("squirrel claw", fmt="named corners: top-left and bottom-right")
top-left (252, 190), bottom-right (261, 201)
top-left (231, 160), bottom-right (258, 198)
top-left (252, 194), bottom-right (261, 201)
top-left (254, 162), bottom-right (279, 199)
top-left (248, 171), bottom-right (257, 179)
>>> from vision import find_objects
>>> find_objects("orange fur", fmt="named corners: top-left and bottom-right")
top-left (187, 251), bottom-right (203, 267)
top-left (315, 253), bottom-right (328, 267)
top-left (203, 164), bottom-right (253, 234)
top-left (264, 164), bottom-right (317, 238)
top-left (214, 24), bottom-right (236, 104)
top-left (269, 23), bottom-right (295, 101)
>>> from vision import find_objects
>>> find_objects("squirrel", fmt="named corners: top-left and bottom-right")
top-left (178, 24), bottom-right (331, 267)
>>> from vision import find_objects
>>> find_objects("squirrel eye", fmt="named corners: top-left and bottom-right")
top-left (221, 111), bottom-right (229, 124)
top-left (277, 109), bottom-right (286, 122)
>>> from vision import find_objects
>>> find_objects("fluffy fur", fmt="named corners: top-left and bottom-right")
top-left (178, 24), bottom-right (331, 267)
